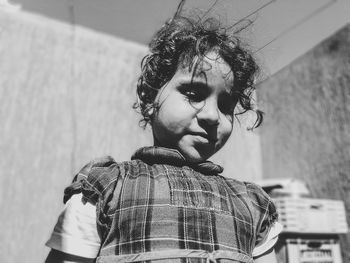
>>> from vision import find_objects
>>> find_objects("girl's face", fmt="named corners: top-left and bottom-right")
top-left (152, 52), bottom-right (236, 162)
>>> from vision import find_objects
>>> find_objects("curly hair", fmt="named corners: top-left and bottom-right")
top-left (134, 13), bottom-right (263, 130)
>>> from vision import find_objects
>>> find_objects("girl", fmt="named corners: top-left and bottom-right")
top-left (45, 3), bottom-right (282, 263)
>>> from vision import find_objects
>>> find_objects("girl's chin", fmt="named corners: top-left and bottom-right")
top-left (178, 146), bottom-right (214, 163)
top-left (154, 137), bottom-right (217, 163)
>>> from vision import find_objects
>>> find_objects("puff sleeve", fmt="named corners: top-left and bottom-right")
top-left (46, 156), bottom-right (120, 258)
top-left (245, 182), bottom-right (282, 258)
top-left (64, 156), bottom-right (121, 238)
top-left (64, 156), bottom-right (119, 203)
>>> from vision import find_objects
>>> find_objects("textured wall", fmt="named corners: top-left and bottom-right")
top-left (258, 24), bottom-right (350, 262)
top-left (0, 11), bottom-right (148, 262)
top-left (0, 10), bottom-right (262, 263)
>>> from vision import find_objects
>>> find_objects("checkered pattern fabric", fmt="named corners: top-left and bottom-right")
top-left (64, 147), bottom-right (278, 263)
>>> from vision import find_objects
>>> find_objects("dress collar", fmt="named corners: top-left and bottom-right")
top-left (131, 146), bottom-right (223, 175)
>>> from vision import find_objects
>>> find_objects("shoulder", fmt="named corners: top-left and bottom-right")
top-left (79, 156), bottom-right (125, 195)
top-left (78, 156), bottom-right (118, 179)
top-left (243, 181), bottom-right (279, 228)
top-left (243, 181), bottom-right (272, 208)
top-left (224, 179), bottom-right (278, 220)
top-left (244, 181), bottom-right (277, 214)
top-left (64, 156), bottom-right (123, 204)
top-left (222, 178), bottom-right (269, 201)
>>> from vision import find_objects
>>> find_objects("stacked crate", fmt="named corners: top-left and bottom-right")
top-left (274, 197), bottom-right (347, 263)
top-left (258, 178), bottom-right (348, 263)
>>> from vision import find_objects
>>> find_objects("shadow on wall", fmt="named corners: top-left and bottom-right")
top-left (258, 23), bottom-right (350, 262)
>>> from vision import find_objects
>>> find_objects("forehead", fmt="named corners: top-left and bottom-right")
top-left (177, 51), bottom-right (234, 91)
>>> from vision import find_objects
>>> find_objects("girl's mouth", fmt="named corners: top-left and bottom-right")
top-left (189, 132), bottom-right (217, 143)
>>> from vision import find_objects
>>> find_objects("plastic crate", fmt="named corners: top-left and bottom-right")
top-left (273, 197), bottom-right (348, 234)
top-left (276, 237), bottom-right (342, 263)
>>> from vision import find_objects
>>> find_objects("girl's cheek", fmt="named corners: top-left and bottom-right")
top-left (222, 119), bottom-right (234, 136)
top-left (220, 112), bottom-right (234, 124)
top-left (226, 115), bottom-right (234, 124)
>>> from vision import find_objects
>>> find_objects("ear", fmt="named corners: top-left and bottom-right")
top-left (147, 107), bottom-right (154, 117)
top-left (143, 103), bottom-right (156, 123)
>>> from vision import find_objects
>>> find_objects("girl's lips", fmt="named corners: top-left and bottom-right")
top-left (189, 132), bottom-right (218, 143)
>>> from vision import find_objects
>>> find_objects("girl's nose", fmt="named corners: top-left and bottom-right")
top-left (196, 99), bottom-right (219, 126)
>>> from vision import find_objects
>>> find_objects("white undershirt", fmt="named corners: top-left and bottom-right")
top-left (46, 193), bottom-right (283, 258)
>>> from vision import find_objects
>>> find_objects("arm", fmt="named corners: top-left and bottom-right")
top-left (254, 248), bottom-right (277, 263)
top-left (245, 183), bottom-right (283, 262)
top-left (45, 249), bottom-right (95, 263)
top-left (46, 157), bottom-right (116, 263)
top-left (45, 194), bottom-right (100, 262)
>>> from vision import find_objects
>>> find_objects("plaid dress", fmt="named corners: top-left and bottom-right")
top-left (64, 146), bottom-right (278, 263)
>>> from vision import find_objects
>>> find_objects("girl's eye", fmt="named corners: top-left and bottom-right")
top-left (183, 89), bottom-right (205, 103)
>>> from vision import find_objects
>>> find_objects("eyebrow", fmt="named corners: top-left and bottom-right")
top-left (179, 80), bottom-right (233, 97)
top-left (180, 80), bottom-right (209, 89)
